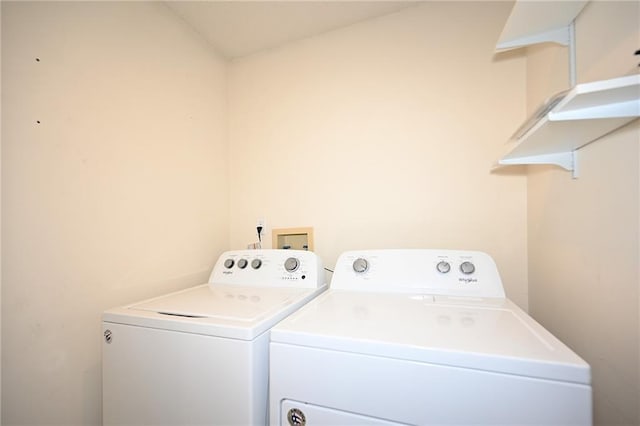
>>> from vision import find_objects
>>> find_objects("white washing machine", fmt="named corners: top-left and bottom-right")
top-left (269, 249), bottom-right (592, 425)
top-left (103, 249), bottom-right (327, 426)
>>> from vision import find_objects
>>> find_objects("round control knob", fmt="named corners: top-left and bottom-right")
top-left (436, 261), bottom-right (451, 274)
top-left (237, 259), bottom-right (248, 269)
top-left (251, 259), bottom-right (262, 269)
top-left (224, 259), bottom-right (235, 269)
top-left (284, 257), bottom-right (299, 273)
top-left (460, 261), bottom-right (475, 275)
top-left (352, 258), bottom-right (369, 273)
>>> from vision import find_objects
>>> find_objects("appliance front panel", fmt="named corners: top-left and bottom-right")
top-left (269, 342), bottom-right (592, 426)
top-left (103, 322), bottom-right (268, 426)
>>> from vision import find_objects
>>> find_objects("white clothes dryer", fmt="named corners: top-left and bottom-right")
top-left (103, 249), bottom-right (327, 426)
top-left (269, 249), bottom-right (591, 426)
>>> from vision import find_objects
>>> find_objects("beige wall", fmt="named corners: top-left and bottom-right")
top-left (1, 2), bottom-right (228, 425)
top-left (228, 2), bottom-right (529, 307)
top-left (7, 1), bottom-right (635, 425)
top-left (526, 2), bottom-right (640, 425)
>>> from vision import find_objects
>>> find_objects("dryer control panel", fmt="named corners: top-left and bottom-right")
top-left (209, 249), bottom-right (325, 289)
top-left (331, 249), bottom-right (505, 298)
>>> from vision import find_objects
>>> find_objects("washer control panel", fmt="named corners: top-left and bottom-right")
top-left (210, 249), bottom-right (325, 289)
top-left (333, 249), bottom-right (505, 298)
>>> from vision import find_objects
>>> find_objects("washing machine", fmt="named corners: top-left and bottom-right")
top-left (102, 249), bottom-right (327, 426)
top-left (269, 249), bottom-right (592, 425)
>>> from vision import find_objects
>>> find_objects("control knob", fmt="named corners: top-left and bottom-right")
top-left (251, 259), bottom-right (262, 269)
top-left (284, 257), bottom-right (300, 273)
top-left (237, 259), bottom-right (248, 269)
top-left (352, 258), bottom-right (369, 273)
top-left (224, 259), bottom-right (234, 269)
top-left (436, 261), bottom-right (451, 273)
top-left (460, 261), bottom-right (475, 275)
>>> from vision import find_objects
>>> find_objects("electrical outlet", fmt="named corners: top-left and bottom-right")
top-left (257, 218), bottom-right (266, 229)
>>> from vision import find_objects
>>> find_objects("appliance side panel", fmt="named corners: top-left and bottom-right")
top-left (269, 343), bottom-right (592, 426)
top-left (252, 331), bottom-right (271, 426)
top-left (102, 322), bottom-right (257, 426)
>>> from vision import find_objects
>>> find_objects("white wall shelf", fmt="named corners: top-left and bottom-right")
top-left (496, 0), bottom-right (588, 51)
top-left (497, 74), bottom-right (640, 176)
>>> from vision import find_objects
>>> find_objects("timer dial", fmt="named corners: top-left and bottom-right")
top-left (436, 261), bottom-right (451, 273)
top-left (352, 258), bottom-right (369, 273)
top-left (284, 257), bottom-right (300, 273)
top-left (460, 261), bottom-right (476, 275)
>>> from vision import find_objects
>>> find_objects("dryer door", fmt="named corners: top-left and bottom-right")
top-left (281, 400), bottom-right (409, 426)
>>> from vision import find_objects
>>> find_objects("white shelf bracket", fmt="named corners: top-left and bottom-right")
top-left (499, 151), bottom-right (575, 172)
top-left (495, 0), bottom-right (588, 52)
top-left (571, 150), bottom-right (579, 179)
top-left (496, 26), bottom-right (571, 51)
top-left (569, 21), bottom-right (577, 87)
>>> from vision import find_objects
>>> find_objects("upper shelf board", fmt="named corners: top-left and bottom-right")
top-left (496, 0), bottom-right (589, 51)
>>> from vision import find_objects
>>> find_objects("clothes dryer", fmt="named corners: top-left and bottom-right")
top-left (269, 249), bottom-right (591, 425)
top-left (103, 249), bottom-right (326, 426)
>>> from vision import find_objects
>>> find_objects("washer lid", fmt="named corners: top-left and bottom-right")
top-left (103, 284), bottom-right (325, 340)
top-left (270, 291), bottom-right (590, 384)
top-left (131, 284), bottom-right (307, 321)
